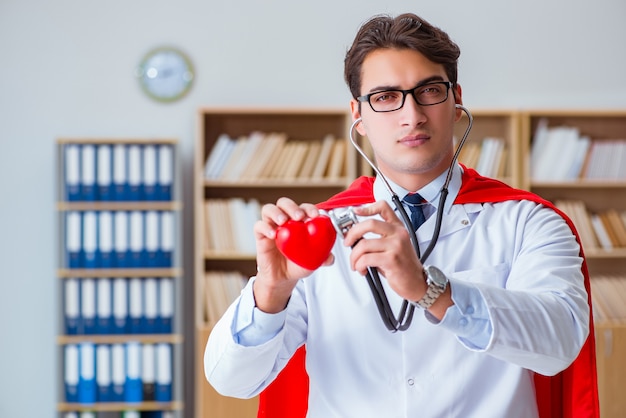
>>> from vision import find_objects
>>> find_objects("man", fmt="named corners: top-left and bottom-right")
top-left (205, 13), bottom-right (598, 417)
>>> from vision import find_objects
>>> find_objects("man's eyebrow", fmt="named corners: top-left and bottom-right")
top-left (366, 75), bottom-right (446, 94)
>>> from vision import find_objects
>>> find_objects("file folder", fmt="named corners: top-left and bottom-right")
top-left (111, 343), bottom-right (125, 402)
top-left (113, 144), bottom-right (129, 201)
top-left (143, 145), bottom-right (158, 201)
top-left (82, 211), bottom-right (98, 269)
top-left (96, 278), bottom-right (113, 334)
top-left (78, 342), bottom-right (96, 404)
top-left (157, 144), bottom-right (173, 201)
top-left (81, 144), bottom-right (96, 201)
top-left (145, 211), bottom-right (159, 267)
top-left (96, 344), bottom-right (113, 402)
top-left (128, 145), bottom-right (142, 201)
top-left (97, 211), bottom-right (114, 268)
top-left (128, 278), bottom-right (144, 334)
top-left (65, 278), bottom-right (80, 335)
top-left (65, 144), bottom-right (81, 201)
top-left (114, 211), bottom-right (129, 268)
top-left (159, 212), bottom-right (174, 268)
top-left (142, 343), bottom-right (156, 401)
top-left (96, 144), bottom-right (113, 201)
top-left (63, 412), bottom-right (78, 418)
top-left (155, 343), bottom-right (172, 402)
top-left (144, 278), bottom-right (158, 334)
top-left (64, 344), bottom-right (79, 402)
top-left (129, 211), bottom-right (145, 268)
top-left (81, 279), bottom-right (97, 335)
top-left (112, 278), bottom-right (128, 334)
top-left (121, 411), bottom-right (140, 418)
top-left (66, 211), bottom-right (82, 268)
top-left (125, 341), bottom-right (143, 402)
top-left (158, 278), bottom-right (174, 333)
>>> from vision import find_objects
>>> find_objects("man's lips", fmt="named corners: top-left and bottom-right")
top-left (399, 134), bottom-right (430, 146)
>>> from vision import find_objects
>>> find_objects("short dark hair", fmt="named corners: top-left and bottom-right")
top-left (344, 13), bottom-right (461, 99)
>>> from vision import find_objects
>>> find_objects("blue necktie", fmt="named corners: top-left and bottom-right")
top-left (403, 193), bottom-right (426, 230)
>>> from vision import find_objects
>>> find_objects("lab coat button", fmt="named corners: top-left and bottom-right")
top-left (466, 306), bottom-right (475, 314)
top-left (459, 318), bottom-right (468, 326)
top-left (407, 378), bottom-right (415, 386)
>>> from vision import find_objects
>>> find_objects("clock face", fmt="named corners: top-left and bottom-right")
top-left (137, 47), bottom-right (194, 102)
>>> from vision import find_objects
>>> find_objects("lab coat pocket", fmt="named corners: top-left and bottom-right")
top-left (451, 262), bottom-right (511, 289)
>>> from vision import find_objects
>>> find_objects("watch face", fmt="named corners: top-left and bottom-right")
top-left (137, 47), bottom-right (194, 102)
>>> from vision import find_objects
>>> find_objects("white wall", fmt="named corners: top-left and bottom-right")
top-left (1, 0), bottom-right (625, 416)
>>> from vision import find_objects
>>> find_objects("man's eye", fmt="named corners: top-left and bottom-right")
top-left (373, 92), bottom-right (400, 102)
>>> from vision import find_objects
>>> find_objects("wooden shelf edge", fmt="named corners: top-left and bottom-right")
top-left (585, 248), bottom-right (626, 258)
top-left (57, 268), bottom-right (183, 278)
top-left (57, 201), bottom-right (183, 211)
top-left (57, 138), bottom-right (179, 145)
top-left (57, 400), bottom-right (184, 412)
top-left (57, 334), bottom-right (184, 345)
top-left (203, 179), bottom-right (350, 188)
top-left (531, 181), bottom-right (626, 188)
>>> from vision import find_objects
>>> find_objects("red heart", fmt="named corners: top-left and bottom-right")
top-left (275, 216), bottom-right (336, 270)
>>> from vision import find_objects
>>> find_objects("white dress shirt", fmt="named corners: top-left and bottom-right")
top-left (204, 165), bottom-right (589, 418)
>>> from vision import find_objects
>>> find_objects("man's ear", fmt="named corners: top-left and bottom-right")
top-left (350, 99), bottom-right (366, 135)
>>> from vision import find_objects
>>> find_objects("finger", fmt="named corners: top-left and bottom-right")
top-left (353, 200), bottom-right (400, 224)
top-left (276, 197), bottom-right (307, 221)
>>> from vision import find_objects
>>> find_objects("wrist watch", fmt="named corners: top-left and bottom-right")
top-left (413, 265), bottom-right (448, 309)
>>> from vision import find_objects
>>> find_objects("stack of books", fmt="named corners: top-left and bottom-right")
top-left (201, 271), bottom-right (248, 324)
top-left (203, 198), bottom-right (261, 254)
top-left (203, 132), bottom-right (346, 182)
top-left (555, 200), bottom-right (626, 251)
top-left (457, 137), bottom-right (508, 178)
top-left (590, 275), bottom-right (626, 322)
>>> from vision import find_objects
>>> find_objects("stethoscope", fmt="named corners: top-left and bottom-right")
top-left (347, 104), bottom-right (473, 332)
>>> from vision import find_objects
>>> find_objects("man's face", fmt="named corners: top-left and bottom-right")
top-left (350, 48), bottom-right (463, 190)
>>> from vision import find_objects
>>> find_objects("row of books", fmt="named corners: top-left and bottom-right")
top-left (531, 119), bottom-right (626, 181)
top-left (457, 137), bottom-right (508, 178)
top-left (64, 277), bottom-right (174, 335)
top-left (64, 342), bottom-right (172, 404)
top-left (590, 275), bottom-right (626, 321)
top-left (64, 143), bottom-right (174, 202)
top-left (203, 132), bottom-right (346, 181)
top-left (555, 200), bottom-right (626, 250)
top-left (202, 271), bottom-right (247, 324)
top-left (63, 412), bottom-right (174, 418)
top-left (66, 211), bottom-right (174, 269)
top-left (203, 199), bottom-right (260, 254)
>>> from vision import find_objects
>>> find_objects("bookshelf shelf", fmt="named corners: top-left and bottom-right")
top-left (57, 400), bottom-right (184, 412)
top-left (56, 138), bottom-right (184, 417)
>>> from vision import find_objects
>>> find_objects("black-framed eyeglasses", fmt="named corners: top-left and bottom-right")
top-left (357, 81), bottom-right (453, 113)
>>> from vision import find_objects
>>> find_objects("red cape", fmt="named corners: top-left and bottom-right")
top-left (258, 167), bottom-right (599, 418)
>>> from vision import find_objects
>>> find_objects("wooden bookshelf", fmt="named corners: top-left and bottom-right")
top-left (193, 107), bottom-right (626, 418)
top-left (194, 107), bottom-right (355, 418)
top-left (520, 109), bottom-right (626, 417)
top-left (56, 138), bottom-right (184, 417)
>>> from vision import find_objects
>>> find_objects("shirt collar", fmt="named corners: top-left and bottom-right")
top-left (373, 164), bottom-right (464, 215)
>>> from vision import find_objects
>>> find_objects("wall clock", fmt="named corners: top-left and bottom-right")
top-left (137, 46), bottom-right (194, 102)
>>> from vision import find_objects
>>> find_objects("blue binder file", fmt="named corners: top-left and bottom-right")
top-left (125, 342), bottom-right (143, 402)
top-left (141, 343), bottom-right (156, 401)
top-left (97, 211), bottom-right (114, 268)
top-left (81, 144), bottom-right (97, 201)
top-left (145, 211), bottom-right (159, 267)
top-left (157, 144), bottom-right (173, 201)
top-left (155, 343), bottom-right (172, 402)
top-left (78, 342), bottom-right (96, 404)
top-left (113, 144), bottom-right (129, 201)
top-left (96, 344), bottom-right (113, 402)
top-left (96, 278), bottom-right (113, 334)
top-left (158, 278), bottom-right (174, 334)
top-left (128, 145), bottom-right (142, 201)
top-left (96, 144), bottom-right (113, 201)
top-left (112, 278), bottom-right (128, 334)
top-left (143, 278), bottom-right (158, 334)
top-left (82, 211), bottom-right (98, 269)
top-left (159, 212), bottom-right (174, 268)
top-left (129, 211), bottom-right (145, 268)
top-left (64, 278), bottom-right (80, 335)
top-left (113, 211), bottom-right (129, 268)
top-left (128, 278), bottom-right (144, 334)
top-left (65, 144), bottom-right (81, 201)
top-left (64, 344), bottom-right (79, 402)
top-left (81, 279), bottom-right (97, 334)
top-left (142, 145), bottom-right (158, 201)
top-left (111, 343), bottom-right (125, 402)
top-left (66, 211), bottom-right (82, 268)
